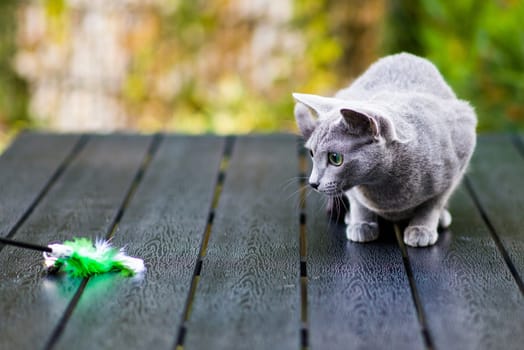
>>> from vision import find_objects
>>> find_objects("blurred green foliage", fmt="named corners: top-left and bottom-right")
top-left (119, 0), bottom-right (380, 134)
top-left (293, 0), bottom-right (343, 92)
top-left (130, 0), bottom-right (301, 134)
top-left (386, 0), bottom-right (524, 131)
top-left (0, 0), bottom-right (30, 148)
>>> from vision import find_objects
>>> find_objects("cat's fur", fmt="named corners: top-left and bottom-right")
top-left (293, 53), bottom-right (477, 247)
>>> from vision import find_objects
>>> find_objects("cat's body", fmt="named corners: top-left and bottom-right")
top-left (294, 53), bottom-right (476, 247)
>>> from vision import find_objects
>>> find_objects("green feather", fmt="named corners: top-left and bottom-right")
top-left (50, 238), bottom-right (143, 277)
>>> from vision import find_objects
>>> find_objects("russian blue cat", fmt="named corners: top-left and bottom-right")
top-left (293, 53), bottom-right (477, 247)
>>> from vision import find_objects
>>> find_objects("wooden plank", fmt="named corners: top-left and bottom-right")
top-left (0, 132), bottom-right (80, 238)
top-left (184, 135), bottom-right (300, 349)
top-left (0, 134), bottom-right (151, 350)
top-left (306, 195), bottom-right (426, 349)
top-left (53, 136), bottom-right (225, 350)
top-left (406, 185), bottom-right (524, 350)
top-left (466, 135), bottom-right (524, 280)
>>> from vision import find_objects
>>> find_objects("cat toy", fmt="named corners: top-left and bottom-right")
top-left (0, 236), bottom-right (145, 277)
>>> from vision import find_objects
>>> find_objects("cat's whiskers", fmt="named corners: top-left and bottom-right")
top-left (338, 192), bottom-right (349, 213)
top-left (281, 176), bottom-right (309, 209)
top-left (285, 183), bottom-right (307, 202)
top-left (327, 196), bottom-right (335, 224)
top-left (284, 181), bottom-right (315, 213)
top-left (280, 176), bottom-right (308, 192)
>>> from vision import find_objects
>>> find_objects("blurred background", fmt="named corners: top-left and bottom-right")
top-left (0, 0), bottom-right (523, 150)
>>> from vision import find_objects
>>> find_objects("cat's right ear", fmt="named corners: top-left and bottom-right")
top-left (292, 93), bottom-right (336, 114)
top-left (294, 102), bottom-right (317, 140)
top-left (292, 93), bottom-right (327, 140)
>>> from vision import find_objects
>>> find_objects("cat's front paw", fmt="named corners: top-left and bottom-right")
top-left (404, 225), bottom-right (438, 247)
top-left (346, 222), bottom-right (379, 243)
top-left (439, 209), bottom-right (452, 229)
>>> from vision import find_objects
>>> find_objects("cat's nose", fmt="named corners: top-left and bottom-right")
top-left (309, 182), bottom-right (319, 190)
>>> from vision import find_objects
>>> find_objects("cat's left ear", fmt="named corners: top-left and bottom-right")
top-left (340, 109), bottom-right (379, 140)
top-left (339, 106), bottom-right (410, 143)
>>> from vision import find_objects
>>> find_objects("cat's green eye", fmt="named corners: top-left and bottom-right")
top-left (328, 152), bottom-right (343, 166)
top-left (309, 149), bottom-right (314, 158)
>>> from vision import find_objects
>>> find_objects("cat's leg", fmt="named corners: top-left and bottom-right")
top-left (404, 196), bottom-right (448, 247)
top-left (439, 207), bottom-right (452, 229)
top-left (345, 192), bottom-right (379, 242)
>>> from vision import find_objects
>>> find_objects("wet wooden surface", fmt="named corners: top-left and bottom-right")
top-left (0, 132), bottom-right (522, 350)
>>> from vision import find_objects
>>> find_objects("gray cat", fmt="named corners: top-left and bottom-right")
top-left (293, 53), bottom-right (477, 247)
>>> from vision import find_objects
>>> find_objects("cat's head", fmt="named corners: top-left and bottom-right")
top-left (293, 92), bottom-right (406, 195)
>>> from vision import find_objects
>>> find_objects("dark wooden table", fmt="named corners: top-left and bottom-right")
top-left (0, 132), bottom-right (523, 350)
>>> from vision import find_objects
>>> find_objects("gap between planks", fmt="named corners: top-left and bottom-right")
top-left (394, 134), bottom-right (524, 349)
top-left (507, 134), bottom-right (524, 294)
top-left (176, 136), bottom-right (310, 350)
top-left (463, 176), bottom-right (524, 295)
top-left (175, 136), bottom-right (235, 350)
top-left (43, 134), bottom-right (163, 350)
top-left (0, 135), bottom-right (89, 253)
top-left (393, 224), bottom-right (435, 350)
top-left (457, 134), bottom-right (524, 295)
top-left (297, 137), bottom-right (310, 350)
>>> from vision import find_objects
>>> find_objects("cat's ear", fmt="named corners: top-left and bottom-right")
top-left (292, 93), bottom-right (337, 140)
top-left (294, 102), bottom-right (317, 140)
top-left (340, 109), bottom-right (379, 139)
top-left (339, 106), bottom-right (410, 143)
top-left (292, 93), bottom-right (338, 115)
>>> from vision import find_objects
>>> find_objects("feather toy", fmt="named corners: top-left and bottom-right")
top-left (0, 236), bottom-right (145, 277)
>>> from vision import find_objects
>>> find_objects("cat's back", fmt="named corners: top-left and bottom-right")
top-left (337, 53), bottom-right (456, 100)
